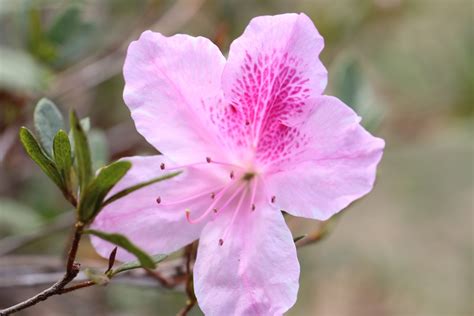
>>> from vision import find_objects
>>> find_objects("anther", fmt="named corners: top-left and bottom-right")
top-left (245, 120), bottom-right (250, 126)
top-left (219, 239), bottom-right (224, 246)
top-left (213, 208), bottom-right (218, 213)
top-left (156, 196), bottom-right (161, 204)
top-left (206, 157), bottom-right (212, 163)
top-left (271, 196), bottom-right (276, 203)
top-left (230, 171), bottom-right (235, 179)
top-left (251, 203), bottom-right (256, 211)
top-left (210, 192), bottom-right (215, 199)
top-left (160, 163), bottom-right (165, 170)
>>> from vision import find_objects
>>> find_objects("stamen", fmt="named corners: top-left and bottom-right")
top-left (162, 157), bottom-right (244, 172)
top-left (215, 184), bottom-right (245, 214)
top-left (210, 192), bottom-right (216, 199)
top-left (219, 188), bottom-right (247, 246)
top-left (162, 161), bottom-right (208, 171)
top-left (249, 177), bottom-right (259, 212)
top-left (259, 177), bottom-right (274, 204)
top-left (158, 184), bottom-right (223, 206)
top-left (271, 195), bottom-right (276, 203)
top-left (230, 171), bottom-right (235, 179)
top-left (206, 156), bottom-right (245, 169)
top-left (185, 181), bottom-right (242, 224)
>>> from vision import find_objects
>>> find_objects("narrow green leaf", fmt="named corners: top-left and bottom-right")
top-left (53, 130), bottom-right (73, 192)
top-left (84, 229), bottom-right (157, 269)
top-left (19, 127), bottom-right (63, 188)
top-left (78, 161), bottom-right (131, 222)
top-left (34, 98), bottom-right (64, 156)
top-left (109, 254), bottom-right (168, 277)
top-left (70, 110), bottom-right (92, 190)
top-left (102, 171), bottom-right (182, 207)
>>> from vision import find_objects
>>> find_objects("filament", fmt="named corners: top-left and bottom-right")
top-left (219, 187), bottom-right (248, 246)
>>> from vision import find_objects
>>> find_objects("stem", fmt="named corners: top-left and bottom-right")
top-left (177, 243), bottom-right (197, 316)
top-left (58, 281), bottom-right (95, 294)
top-left (0, 222), bottom-right (85, 315)
top-left (0, 267), bottom-right (79, 315)
top-left (66, 222), bottom-right (84, 273)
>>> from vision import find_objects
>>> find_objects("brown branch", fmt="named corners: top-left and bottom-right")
top-left (145, 268), bottom-right (178, 289)
top-left (177, 243), bottom-right (197, 316)
top-left (0, 264), bottom-right (80, 316)
top-left (0, 257), bottom-right (186, 290)
top-left (295, 213), bottom-right (342, 248)
top-left (49, 0), bottom-right (206, 104)
top-left (0, 223), bottom-right (84, 315)
top-left (58, 280), bottom-right (95, 294)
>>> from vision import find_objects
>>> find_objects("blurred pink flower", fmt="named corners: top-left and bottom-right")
top-left (91, 13), bottom-right (384, 315)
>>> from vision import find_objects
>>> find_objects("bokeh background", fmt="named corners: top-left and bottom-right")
top-left (0, 0), bottom-right (472, 315)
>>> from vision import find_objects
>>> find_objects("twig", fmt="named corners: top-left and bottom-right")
top-left (0, 264), bottom-right (80, 316)
top-left (58, 280), bottom-right (95, 294)
top-left (49, 0), bottom-right (206, 103)
top-left (0, 257), bottom-right (186, 290)
top-left (0, 223), bottom-right (84, 315)
top-left (295, 214), bottom-right (342, 248)
top-left (145, 268), bottom-right (177, 289)
top-left (177, 243), bottom-right (197, 316)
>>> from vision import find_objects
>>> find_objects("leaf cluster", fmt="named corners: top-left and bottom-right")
top-left (19, 98), bottom-right (180, 273)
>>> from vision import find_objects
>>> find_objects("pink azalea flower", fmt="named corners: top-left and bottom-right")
top-left (91, 13), bottom-right (384, 315)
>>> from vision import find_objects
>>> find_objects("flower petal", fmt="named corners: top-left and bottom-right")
top-left (264, 96), bottom-right (385, 220)
top-left (194, 203), bottom-right (299, 316)
top-left (90, 155), bottom-right (224, 261)
top-left (123, 31), bottom-right (227, 164)
top-left (218, 13), bottom-right (327, 155)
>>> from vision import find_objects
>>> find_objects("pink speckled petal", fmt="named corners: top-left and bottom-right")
top-left (264, 96), bottom-right (385, 220)
top-left (123, 31), bottom-right (227, 164)
top-left (194, 201), bottom-right (299, 316)
top-left (218, 13), bottom-right (327, 158)
top-left (90, 155), bottom-right (225, 262)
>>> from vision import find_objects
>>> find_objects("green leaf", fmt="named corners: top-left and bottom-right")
top-left (47, 6), bottom-right (82, 45)
top-left (53, 130), bottom-right (73, 193)
top-left (109, 253), bottom-right (168, 277)
top-left (70, 110), bottom-right (92, 190)
top-left (78, 161), bottom-right (131, 222)
top-left (34, 98), bottom-right (64, 156)
top-left (334, 59), bottom-right (361, 108)
top-left (19, 127), bottom-right (63, 188)
top-left (0, 47), bottom-right (51, 93)
top-left (84, 229), bottom-right (158, 270)
top-left (102, 171), bottom-right (182, 207)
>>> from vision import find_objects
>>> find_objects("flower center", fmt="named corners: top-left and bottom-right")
top-left (156, 157), bottom-right (266, 246)
top-left (156, 157), bottom-right (276, 246)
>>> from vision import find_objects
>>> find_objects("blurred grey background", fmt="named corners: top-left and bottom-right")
top-left (0, 0), bottom-right (472, 315)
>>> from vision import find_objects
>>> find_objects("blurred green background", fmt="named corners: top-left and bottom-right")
top-left (0, 0), bottom-right (472, 315)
